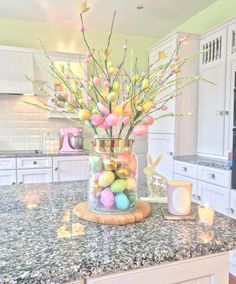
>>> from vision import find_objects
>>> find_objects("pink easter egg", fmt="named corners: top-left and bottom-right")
top-left (103, 80), bottom-right (110, 89)
top-left (97, 103), bottom-right (109, 115)
top-left (161, 105), bottom-right (168, 111)
top-left (129, 172), bottom-right (135, 178)
top-left (132, 125), bottom-right (148, 137)
top-left (117, 152), bottom-right (131, 165)
top-left (102, 120), bottom-right (110, 130)
top-left (100, 188), bottom-right (115, 208)
top-left (122, 116), bottom-right (129, 126)
top-left (106, 114), bottom-right (119, 126)
top-left (95, 171), bottom-right (104, 180)
top-left (93, 77), bottom-right (100, 85)
top-left (91, 114), bottom-right (104, 126)
top-left (143, 115), bottom-right (154, 126)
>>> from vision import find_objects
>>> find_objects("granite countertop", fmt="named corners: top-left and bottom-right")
top-left (1, 181), bottom-right (236, 284)
top-left (0, 150), bottom-right (89, 158)
top-left (174, 155), bottom-right (231, 170)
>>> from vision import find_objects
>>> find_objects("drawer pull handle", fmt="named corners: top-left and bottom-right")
top-left (33, 161), bottom-right (37, 165)
top-left (197, 195), bottom-right (201, 201)
top-left (181, 167), bottom-right (187, 172)
top-left (226, 208), bottom-right (234, 214)
top-left (168, 151), bottom-right (173, 156)
top-left (55, 167), bottom-right (59, 171)
top-left (11, 182), bottom-right (16, 185)
top-left (19, 181), bottom-right (23, 185)
top-left (207, 173), bottom-right (215, 179)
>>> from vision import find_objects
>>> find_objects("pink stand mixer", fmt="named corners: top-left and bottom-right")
top-left (59, 128), bottom-right (84, 152)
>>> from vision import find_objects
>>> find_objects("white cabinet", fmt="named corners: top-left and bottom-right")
top-left (198, 27), bottom-right (227, 157)
top-left (17, 157), bottom-right (52, 169)
top-left (148, 32), bottom-right (199, 179)
top-left (148, 134), bottom-right (174, 179)
top-left (17, 169), bottom-right (52, 184)
top-left (0, 170), bottom-right (17, 186)
top-left (53, 156), bottom-right (89, 182)
top-left (0, 158), bottom-right (17, 186)
top-left (174, 173), bottom-right (198, 202)
top-left (198, 181), bottom-right (230, 215)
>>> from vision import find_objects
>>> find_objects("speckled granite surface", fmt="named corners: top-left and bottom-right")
top-left (0, 150), bottom-right (88, 158)
top-left (1, 181), bottom-right (236, 284)
top-left (174, 155), bottom-right (231, 170)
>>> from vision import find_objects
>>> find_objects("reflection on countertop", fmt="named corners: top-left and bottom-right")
top-left (174, 155), bottom-right (231, 170)
top-left (1, 181), bottom-right (236, 283)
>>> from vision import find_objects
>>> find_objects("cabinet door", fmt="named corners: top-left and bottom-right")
top-left (198, 181), bottom-right (230, 214)
top-left (53, 156), bottom-right (89, 182)
top-left (17, 169), bottom-right (52, 184)
top-left (198, 28), bottom-right (227, 157)
top-left (0, 170), bottom-right (17, 186)
top-left (148, 134), bottom-right (174, 179)
top-left (149, 38), bottom-right (176, 134)
top-left (174, 173), bottom-right (198, 203)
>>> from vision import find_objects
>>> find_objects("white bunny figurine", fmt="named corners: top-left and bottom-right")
top-left (141, 153), bottom-right (168, 203)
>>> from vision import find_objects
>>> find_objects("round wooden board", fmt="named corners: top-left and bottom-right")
top-left (73, 200), bottom-right (151, 225)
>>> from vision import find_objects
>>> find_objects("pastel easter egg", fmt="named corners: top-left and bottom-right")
top-left (129, 172), bottom-right (135, 178)
top-left (89, 194), bottom-right (99, 207)
top-left (128, 156), bottom-right (137, 172)
top-left (111, 179), bottom-right (127, 193)
top-left (91, 114), bottom-right (104, 126)
top-left (100, 188), bottom-right (115, 208)
top-left (132, 125), bottom-right (148, 137)
top-left (94, 171), bottom-right (104, 180)
top-left (117, 152), bottom-right (131, 165)
top-left (142, 101), bottom-right (153, 112)
top-left (125, 190), bottom-right (136, 207)
top-left (103, 159), bottom-right (117, 171)
top-left (161, 105), bottom-right (168, 111)
top-left (98, 171), bottom-right (115, 187)
top-left (93, 76), bottom-right (100, 85)
top-left (126, 177), bottom-right (137, 190)
top-left (89, 156), bottom-right (103, 172)
top-left (115, 166), bottom-right (129, 179)
top-left (115, 193), bottom-right (130, 210)
top-left (106, 114), bottom-right (119, 126)
top-left (113, 105), bottom-right (123, 116)
top-left (102, 120), bottom-right (110, 130)
top-left (141, 78), bottom-right (150, 90)
top-left (144, 115), bottom-right (154, 126)
top-left (78, 109), bottom-right (91, 121)
top-left (108, 66), bottom-right (116, 74)
top-left (97, 103), bottom-right (109, 115)
top-left (122, 116), bottom-right (129, 126)
top-left (108, 91), bottom-right (117, 102)
top-left (112, 82), bottom-right (120, 92)
top-left (103, 80), bottom-right (110, 89)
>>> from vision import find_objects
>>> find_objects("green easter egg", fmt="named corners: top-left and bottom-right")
top-left (98, 171), bottom-right (115, 187)
top-left (125, 190), bottom-right (136, 206)
top-left (115, 193), bottom-right (130, 210)
top-left (111, 179), bottom-right (127, 193)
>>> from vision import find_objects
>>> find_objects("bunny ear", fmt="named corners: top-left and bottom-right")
top-left (147, 152), bottom-right (153, 167)
top-left (153, 155), bottom-right (162, 168)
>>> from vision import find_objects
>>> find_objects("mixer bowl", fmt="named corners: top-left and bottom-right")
top-left (68, 135), bottom-right (84, 150)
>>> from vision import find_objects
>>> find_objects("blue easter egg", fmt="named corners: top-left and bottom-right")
top-left (115, 193), bottom-right (130, 210)
top-left (89, 156), bottom-right (103, 172)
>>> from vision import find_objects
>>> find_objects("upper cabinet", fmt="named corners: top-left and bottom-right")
top-left (198, 27), bottom-right (227, 157)
top-left (198, 17), bottom-right (236, 158)
top-left (148, 32), bottom-right (199, 156)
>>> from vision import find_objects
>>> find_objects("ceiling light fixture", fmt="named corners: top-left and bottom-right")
top-left (136, 5), bottom-right (144, 9)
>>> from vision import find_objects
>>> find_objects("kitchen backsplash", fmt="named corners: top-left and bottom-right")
top-left (0, 95), bottom-right (79, 150)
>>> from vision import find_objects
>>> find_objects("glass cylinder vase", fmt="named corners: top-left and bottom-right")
top-left (88, 138), bottom-right (138, 214)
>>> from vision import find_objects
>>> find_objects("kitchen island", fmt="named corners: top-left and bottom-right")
top-left (1, 181), bottom-right (236, 284)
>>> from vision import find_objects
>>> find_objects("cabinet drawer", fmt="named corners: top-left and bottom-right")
top-left (17, 168), bottom-right (53, 184)
top-left (174, 161), bottom-right (197, 179)
top-left (198, 166), bottom-right (231, 188)
top-left (0, 158), bottom-right (16, 170)
top-left (17, 157), bottom-right (52, 169)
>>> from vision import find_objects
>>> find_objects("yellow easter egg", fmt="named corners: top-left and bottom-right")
top-left (127, 177), bottom-right (137, 190)
top-left (116, 166), bottom-right (129, 179)
top-left (78, 98), bottom-right (84, 104)
top-left (142, 101), bottom-right (153, 112)
top-left (78, 109), bottom-right (91, 121)
top-left (112, 82), bottom-right (120, 92)
top-left (141, 78), bottom-right (150, 90)
top-left (92, 108), bottom-right (99, 114)
top-left (98, 171), bottom-right (115, 187)
top-left (107, 61), bottom-right (113, 68)
top-left (108, 92), bottom-right (117, 102)
top-left (108, 66), bottom-right (116, 74)
top-left (113, 105), bottom-right (123, 116)
top-left (103, 159), bottom-right (117, 171)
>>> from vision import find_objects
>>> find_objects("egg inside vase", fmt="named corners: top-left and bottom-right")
top-left (87, 138), bottom-right (138, 214)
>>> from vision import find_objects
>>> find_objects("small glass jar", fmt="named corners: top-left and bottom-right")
top-left (88, 138), bottom-right (138, 214)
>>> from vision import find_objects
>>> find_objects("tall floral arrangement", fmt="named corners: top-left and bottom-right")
top-left (27, 3), bottom-right (208, 140)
